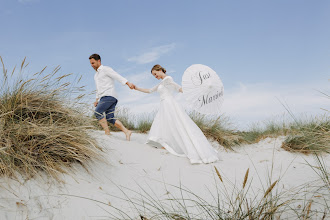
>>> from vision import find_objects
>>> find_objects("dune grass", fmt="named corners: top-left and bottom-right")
top-left (93, 109), bottom-right (245, 149)
top-left (188, 112), bottom-right (245, 150)
top-left (71, 160), bottom-right (329, 219)
top-left (109, 108), bottom-right (136, 131)
top-left (64, 169), bottom-right (289, 219)
top-left (98, 107), bottom-right (329, 154)
top-left (109, 108), bottom-right (155, 133)
top-left (239, 114), bottom-right (330, 154)
top-left (0, 57), bottom-right (102, 181)
top-left (281, 116), bottom-right (330, 153)
top-left (239, 116), bottom-right (294, 144)
top-left (280, 88), bottom-right (329, 154)
top-left (91, 108), bottom-right (155, 133)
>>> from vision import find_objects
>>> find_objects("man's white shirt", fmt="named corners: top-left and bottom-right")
top-left (94, 65), bottom-right (128, 100)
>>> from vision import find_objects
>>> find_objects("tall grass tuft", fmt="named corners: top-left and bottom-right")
top-left (281, 86), bottom-right (330, 154)
top-left (135, 112), bottom-right (155, 133)
top-left (236, 112), bottom-right (330, 154)
top-left (281, 115), bottom-right (330, 153)
top-left (92, 108), bottom-right (155, 133)
top-left (189, 112), bottom-right (245, 149)
top-left (107, 108), bottom-right (136, 131)
top-left (0, 57), bottom-right (102, 181)
top-left (240, 116), bottom-right (292, 144)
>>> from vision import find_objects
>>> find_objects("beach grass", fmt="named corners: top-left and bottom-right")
top-left (0, 57), bottom-right (102, 181)
top-left (101, 108), bottom-right (329, 154)
top-left (240, 114), bottom-right (330, 153)
top-left (135, 112), bottom-right (155, 133)
top-left (280, 87), bottom-right (329, 153)
top-left (75, 161), bottom-right (329, 219)
top-left (109, 108), bottom-right (136, 131)
top-left (92, 108), bottom-right (154, 133)
top-left (279, 113), bottom-right (330, 154)
top-left (93, 110), bottom-right (246, 149)
top-left (188, 112), bottom-right (245, 150)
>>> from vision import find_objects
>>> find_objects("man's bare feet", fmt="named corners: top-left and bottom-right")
top-left (105, 131), bottom-right (111, 135)
top-left (125, 130), bottom-right (132, 141)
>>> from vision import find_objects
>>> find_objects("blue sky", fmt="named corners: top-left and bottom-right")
top-left (1, 0), bottom-right (329, 129)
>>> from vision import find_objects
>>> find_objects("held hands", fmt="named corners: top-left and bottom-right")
top-left (127, 84), bottom-right (150, 93)
top-left (94, 82), bottom-right (137, 107)
top-left (126, 82), bottom-right (136, 89)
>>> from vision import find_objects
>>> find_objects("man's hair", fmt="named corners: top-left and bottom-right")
top-left (89, 54), bottom-right (101, 61)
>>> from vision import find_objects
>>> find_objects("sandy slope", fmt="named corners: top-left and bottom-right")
top-left (0, 130), bottom-right (329, 219)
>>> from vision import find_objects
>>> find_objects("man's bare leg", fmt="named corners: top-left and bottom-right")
top-left (114, 120), bottom-right (132, 141)
top-left (99, 118), bottom-right (111, 135)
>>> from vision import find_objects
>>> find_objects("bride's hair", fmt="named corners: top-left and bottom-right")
top-left (151, 64), bottom-right (166, 74)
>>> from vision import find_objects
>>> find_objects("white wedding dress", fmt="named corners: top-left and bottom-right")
top-left (146, 76), bottom-right (219, 164)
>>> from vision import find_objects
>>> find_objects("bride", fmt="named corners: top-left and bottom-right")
top-left (135, 64), bottom-right (219, 163)
top-left (134, 64), bottom-right (219, 164)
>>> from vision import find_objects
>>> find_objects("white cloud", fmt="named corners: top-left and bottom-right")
top-left (128, 43), bottom-right (176, 64)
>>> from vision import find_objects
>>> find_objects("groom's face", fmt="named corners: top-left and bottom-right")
top-left (90, 58), bottom-right (101, 71)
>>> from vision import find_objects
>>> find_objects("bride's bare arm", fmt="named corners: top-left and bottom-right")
top-left (134, 87), bottom-right (151, 93)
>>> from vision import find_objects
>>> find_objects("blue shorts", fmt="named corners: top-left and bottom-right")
top-left (94, 96), bottom-right (118, 124)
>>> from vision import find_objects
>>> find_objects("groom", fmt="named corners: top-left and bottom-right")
top-left (89, 53), bottom-right (135, 141)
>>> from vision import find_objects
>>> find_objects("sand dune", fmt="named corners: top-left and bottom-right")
top-left (0, 131), bottom-right (328, 219)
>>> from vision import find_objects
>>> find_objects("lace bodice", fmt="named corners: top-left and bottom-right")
top-left (149, 76), bottom-right (181, 100)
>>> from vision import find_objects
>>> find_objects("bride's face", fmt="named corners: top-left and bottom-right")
top-left (152, 70), bottom-right (165, 80)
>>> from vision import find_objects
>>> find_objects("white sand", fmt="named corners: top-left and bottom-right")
top-left (0, 131), bottom-right (329, 219)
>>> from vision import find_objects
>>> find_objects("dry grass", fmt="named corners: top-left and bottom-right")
top-left (0, 57), bottom-right (102, 181)
top-left (59, 154), bottom-right (329, 219)
top-left (281, 116), bottom-right (330, 154)
top-left (280, 88), bottom-right (329, 154)
top-left (214, 166), bottom-right (223, 183)
top-left (108, 108), bottom-right (136, 131)
top-left (89, 165), bottom-right (296, 219)
top-left (243, 168), bottom-right (249, 189)
top-left (189, 112), bottom-right (246, 149)
top-left (91, 108), bottom-right (154, 134)
top-left (96, 108), bottom-right (330, 154)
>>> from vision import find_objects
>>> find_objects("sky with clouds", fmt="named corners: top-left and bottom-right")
top-left (1, 0), bottom-right (329, 129)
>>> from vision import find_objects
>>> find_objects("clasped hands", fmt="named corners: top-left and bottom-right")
top-left (126, 82), bottom-right (136, 90)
